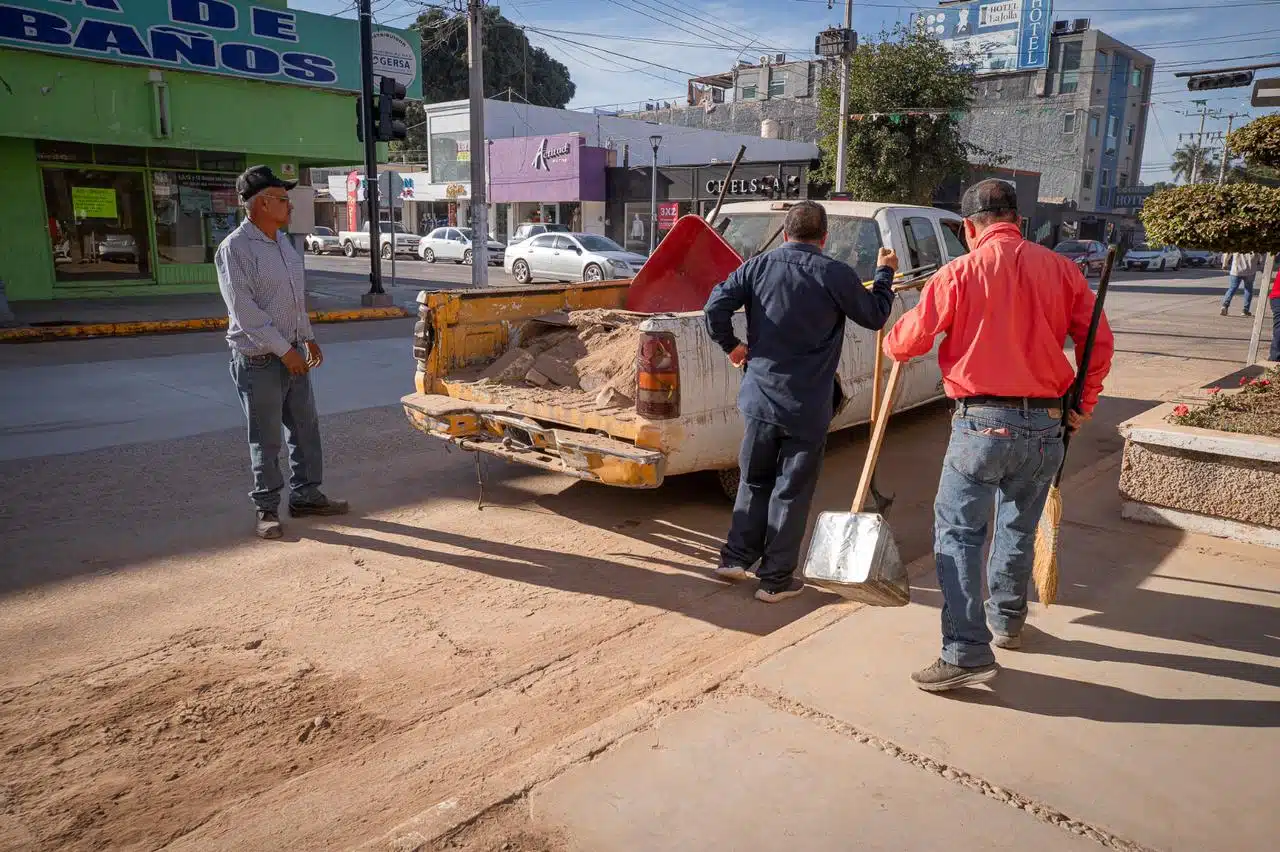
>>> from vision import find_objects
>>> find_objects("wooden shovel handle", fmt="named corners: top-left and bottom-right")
top-left (871, 329), bottom-right (886, 429)
top-left (852, 359), bottom-right (904, 513)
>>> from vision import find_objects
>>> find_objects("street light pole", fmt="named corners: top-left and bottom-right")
top-left (649, 134), bottom-right (662, 255)
top-left (834, 0), bottom-right (853, 194)
top-left (467, 0), bottom-right (489, 286)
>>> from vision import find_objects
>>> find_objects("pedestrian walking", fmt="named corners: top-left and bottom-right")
top-left (216, 165), bottom-right (348, 540)
top-left (704, 201), bottom-right (897, 603)
top-left (1270, 263), bottom-right (1280, 363)
top-left (1221, 252), bottom-right (1262, 317)
top-left (883, 180), bottom-right (1115, 691)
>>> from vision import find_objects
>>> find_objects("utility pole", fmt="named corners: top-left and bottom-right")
top-left (357, 0), bottom-right (385, 303)
top-left (834, 0), bottom-right (853, 194)
top-left (1181, 100), bottom-right (1220, 185)
top-left (1217, 112), bottom-right (1248, 185)
top-left (467, 0), bottom-right (489, 286)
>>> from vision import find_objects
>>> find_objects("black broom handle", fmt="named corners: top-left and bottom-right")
top-left (1054, 245), bottom-right (1117, 487)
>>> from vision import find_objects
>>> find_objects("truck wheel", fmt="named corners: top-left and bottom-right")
top-left (583, 263), bottom-right (604, 282)
top-left (716, 468), bottom-right (740, 501)
top-left (512, 260), bottom-right (531, 284)
top-left (381, 243), bottom-right (393, 260)
top-left (343, 240), bottom-right (356, 257)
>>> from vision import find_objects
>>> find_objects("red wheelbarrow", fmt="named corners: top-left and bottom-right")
top-left (624, 215), bottom-right (745, 314)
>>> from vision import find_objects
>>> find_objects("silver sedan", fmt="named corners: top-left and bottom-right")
top-left (504, 233), bottom-right (647, 284)
top-left (419, 227), bottom-right (506, 266)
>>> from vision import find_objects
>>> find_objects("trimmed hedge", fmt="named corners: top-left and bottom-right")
top-left (1141, 183), bottom-right (1280, 253)
top-left (1227, 115), bottom-right (1280, 170)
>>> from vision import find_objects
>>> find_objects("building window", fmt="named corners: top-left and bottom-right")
top-left (430, 130), bottom-right (471, 183)
top-left (768, 75), bottom-right (785, 98)
top-left (1100, 168), bottom-right (1110, 188)
top-left (1089, 115), bottom-right (1100, 136)
top-left (1131, 67), bottom-right (1143, 88)
top-left (42, 168), bottom-right (153, 283)
top-left (1063, 112), bottom-right (1076, 133)
top-left (1126, 123), bottom-right (1136, 145)
top-left (1119, 173), bottom-right (1129, 188)
top-left (152, 172), bottom-right (241, 266)
top-left (741, 84), bottom-right (757, 99)
top-left (1058, 42), bottom-right (1082, 94)
top-left (1082, 170), bottom-right (1094, 190)
top-left (1095, 50), bottom-right (1108, 72)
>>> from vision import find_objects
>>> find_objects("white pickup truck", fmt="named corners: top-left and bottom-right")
top-left (338, 223), bottom-right (421, 259)
top-left (402, 200), bottom-right (967, 496)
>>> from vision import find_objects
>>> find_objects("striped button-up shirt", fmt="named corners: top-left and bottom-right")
top-left (215, 220), bottom-right (313, 357)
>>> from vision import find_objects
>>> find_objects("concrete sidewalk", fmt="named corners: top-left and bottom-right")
top-left (522, 453), bottom-right (1280, 852)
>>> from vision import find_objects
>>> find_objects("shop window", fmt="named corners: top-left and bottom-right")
top-left (42, 168), bottom-right (152, 282)
top-left (150, 148), bottom-right (200, 170)
top-left (622, 203), bottom-right (654, 254)
top-left (152, 171), bottom-right (242, 265)
top-left (197, 151), bottom-right (246, 172)
top-left (95, 145), bottom-right (147, 166)
top-left (430, 130), bottom-right (471, 184)
top-left (902, 217), bottom-right (943, 271)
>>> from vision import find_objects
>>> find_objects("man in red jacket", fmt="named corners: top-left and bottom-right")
top-left (1270, 265), bottom-right (1280, 363)
top-left (884, 180), bottom-right (1114, 692)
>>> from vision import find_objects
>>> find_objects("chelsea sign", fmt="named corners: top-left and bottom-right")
top-left (0, 0), bottom-right (422, 97)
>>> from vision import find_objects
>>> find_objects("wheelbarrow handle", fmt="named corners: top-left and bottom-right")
top-left (852, 359), bottom-right (904, 513)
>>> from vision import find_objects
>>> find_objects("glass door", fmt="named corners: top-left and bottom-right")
top-left (42, 168), bottom-right (152, 283)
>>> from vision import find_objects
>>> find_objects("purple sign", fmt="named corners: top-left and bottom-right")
top-left (488, 134), bottom-right (607, 204)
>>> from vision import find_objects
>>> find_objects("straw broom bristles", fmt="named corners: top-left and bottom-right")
top-left (1033, 484), bottom-right (1063, 606)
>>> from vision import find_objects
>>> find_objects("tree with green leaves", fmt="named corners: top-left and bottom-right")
top-left (1170, 143), bottom-right (1216, 184)
top-left (815, 26), bottom-right (975, 205)
top-left (1226, 114), bottom-right (1280, 171)
top-left (1142, 183), bottom-right (1280, 253)
top-left (391, 8), bottom-right (576, 163)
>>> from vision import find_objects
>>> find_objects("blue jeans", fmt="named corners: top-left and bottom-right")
top-left (1271, 297), bottom-right (1280, 362)
top-left (230, 350), bottom-right (325, 511)
top-left (721, 417), bottom-right (826, 592)
top-left (1222, 275), bottom-right (1255, 312)
top-left (934, 404), bottom-right (1065, 667)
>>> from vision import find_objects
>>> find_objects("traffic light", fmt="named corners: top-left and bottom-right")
top-left (377, 76), bottom-right (408, 142)
top-left (1187, 71), bottom-right (1254, 92)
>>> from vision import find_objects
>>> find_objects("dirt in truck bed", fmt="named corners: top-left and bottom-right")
top-left (450, 309), bottom-right (647, 409)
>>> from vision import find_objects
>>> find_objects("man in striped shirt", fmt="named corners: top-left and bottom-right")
top-left (216, 165), bottom-right (348, 539)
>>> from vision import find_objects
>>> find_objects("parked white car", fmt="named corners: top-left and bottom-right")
top-left (505, 232), bottom-right (647, 284)
top-left (1124, 243), bottom-right (1182, 272)
top-left (507, 222), bottom-right (570, 245)
top-left (419, 227), bottom-right (506, 266)
top-left (305, 226), bottom-right (341, 255)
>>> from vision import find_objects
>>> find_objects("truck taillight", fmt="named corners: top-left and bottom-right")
top-left (636, 331), bottom-right (680, 419)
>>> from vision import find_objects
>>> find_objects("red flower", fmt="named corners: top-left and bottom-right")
top-left (1173, 404), bottom-right (1190, 417)
top-left (1240, 376), bottom-right (1251, 385)
top-left (1258, 379), bottom-right (1272, 387)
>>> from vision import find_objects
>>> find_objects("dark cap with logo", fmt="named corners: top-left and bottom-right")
top-left (236, 164), bottom-right (297, 202)
top-left (960, 179), bottom-right (1018, 219)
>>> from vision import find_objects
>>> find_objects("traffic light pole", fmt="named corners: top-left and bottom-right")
top-left (358, 0), bottom-right (384, 299)
top-left (467, 0), bottom-right (489, 286)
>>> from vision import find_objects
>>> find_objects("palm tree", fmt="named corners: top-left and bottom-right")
top-left (1170, 144), bottom-right (1215, 184)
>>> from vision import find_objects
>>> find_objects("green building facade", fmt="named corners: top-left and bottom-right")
top-left (0, 0), bottom-right (420, 301)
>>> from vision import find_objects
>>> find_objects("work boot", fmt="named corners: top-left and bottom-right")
top-left (1221, 307), bottom-right (1229, 316)
top-left (288, 493), bottom-right (350, 517)
top-left (754, 576), bottom-right (805, 603)
top-left (256, 509), bottom-right (283, 540)
top-left (991, 632), bottom-right (1022, 650)
top-left (1244, 309), bottom-right (1253, 318)
top-left (911, 659), bottom-right (999, 692)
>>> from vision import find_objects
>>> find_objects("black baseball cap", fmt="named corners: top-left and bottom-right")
top-left (960, 179), bottom-right (1018, 218)
top-left (236, 164), bottom-right (297, 201)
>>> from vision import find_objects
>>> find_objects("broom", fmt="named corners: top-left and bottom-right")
top-left (1033, 245), bottom-right (1117, 606)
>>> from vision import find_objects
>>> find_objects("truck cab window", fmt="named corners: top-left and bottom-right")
top-left (940, 220), bottom-right (968, 258)
top-left (903, 217), bottom-right (943, 270)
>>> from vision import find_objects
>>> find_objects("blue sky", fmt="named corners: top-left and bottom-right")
top-left (295, 0), bottom-right (1280, 183)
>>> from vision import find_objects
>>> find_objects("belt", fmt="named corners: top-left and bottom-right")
top-left (959, 395), bottom-right (1063, 409)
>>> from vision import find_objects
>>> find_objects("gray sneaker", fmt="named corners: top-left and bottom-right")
top-left (715, 563), bottom-right (755, 582)
top-left (911, 659), bottom-right (999, 692)
top-left (755, 576), bottom-right (805, 603)
top-left (992, 632), bottom-right (1022, 650)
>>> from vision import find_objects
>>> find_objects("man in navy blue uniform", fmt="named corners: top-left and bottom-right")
top-left (704, 201), bottom-right (898, 602)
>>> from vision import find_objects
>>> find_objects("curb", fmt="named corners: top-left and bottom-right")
top-left (0, 307), bottom-right (411, 344)
top-left (364, 450), bottom-right (1129, 851)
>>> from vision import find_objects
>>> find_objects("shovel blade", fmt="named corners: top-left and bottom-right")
top-left (802, 511), bottom-right (910, 607)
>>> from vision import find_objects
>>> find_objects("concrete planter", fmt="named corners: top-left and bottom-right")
top-left (1119, 403), bottom-right (1280, 548)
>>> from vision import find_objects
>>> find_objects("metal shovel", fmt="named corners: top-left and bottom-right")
top-left (802, 359), bottom-right (910, 607)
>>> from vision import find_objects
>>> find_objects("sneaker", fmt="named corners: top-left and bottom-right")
top-left (288, 494), bottom-right (350, 517)
top-left (1243, 310), bottom-right (1253, 318)
top-left (1221, 307), bottom-right (1229, 316)
top-left (715, 563), bottom-right (755, 582)
top-left (256, 509), bottom-right (283, 540)
top-left (754, 577), bottom-right (805, 603)
top-left (991, 632), bottom-right (1022, 650)
top-left (911, 659), bottom-right (999, 692)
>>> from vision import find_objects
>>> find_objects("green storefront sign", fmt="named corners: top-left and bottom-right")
top-left (0, 0), bottom-right (421, 98)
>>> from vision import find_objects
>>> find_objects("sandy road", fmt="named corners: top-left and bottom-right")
top-left (0, 269), bottom-right (1248, 850)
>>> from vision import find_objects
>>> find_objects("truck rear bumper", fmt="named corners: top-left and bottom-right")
top-left (402, 392), bottom-right (665, 488)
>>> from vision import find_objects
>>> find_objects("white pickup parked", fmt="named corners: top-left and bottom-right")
top-left (402, 200), bottom-right (966, 496)
top-left (338, 223), bottom-right (421, 259)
